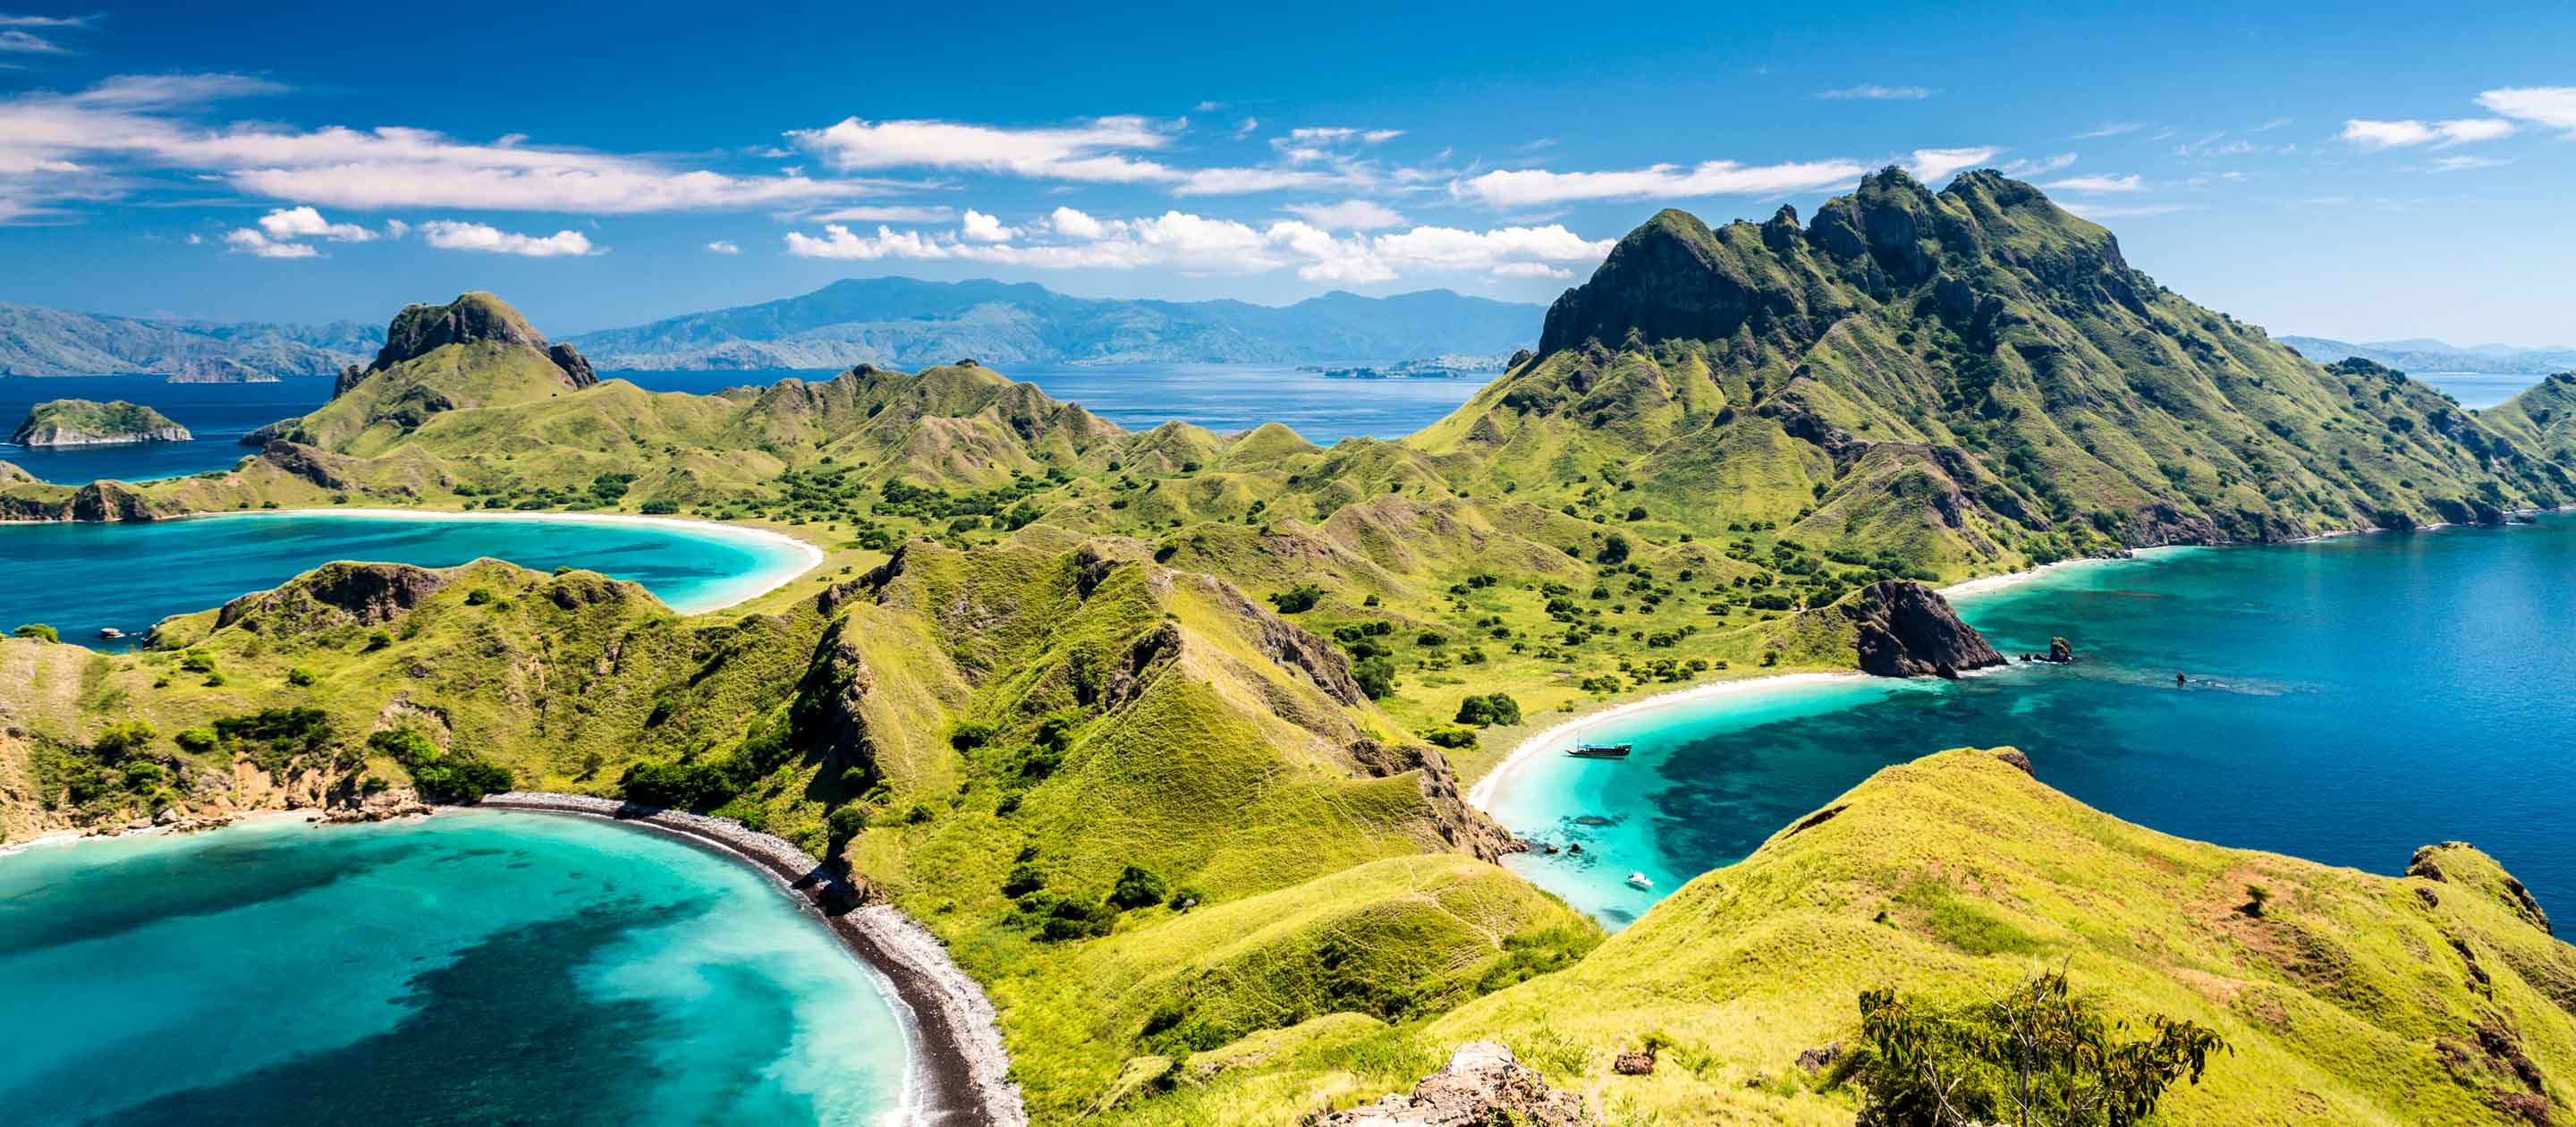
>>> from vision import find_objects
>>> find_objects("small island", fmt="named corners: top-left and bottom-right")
top-left (10, 399), bottom-right (193, 447)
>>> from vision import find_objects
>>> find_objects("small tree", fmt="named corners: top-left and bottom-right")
top-left (1108, 864), bottom-right (1170, 911)
top-left (11, 623), bottom-right (57, 643)
top-left (1843, 968), bottom-right (2225, 1127)
top-left (1267, 583), bottom-right (1325, 614)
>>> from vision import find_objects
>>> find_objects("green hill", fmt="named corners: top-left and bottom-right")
top-left (11, 399), bottom-right (191, 446)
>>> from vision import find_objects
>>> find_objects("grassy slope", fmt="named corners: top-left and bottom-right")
top-left (1168, 750), bottom-right (2576, 1125)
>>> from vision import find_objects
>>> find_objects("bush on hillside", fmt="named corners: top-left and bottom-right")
top-left (369, 728), bottom-right (513, 803)
top-left (1837, 969), bottom-right (2225, 1127)
top-left (1267, 583), bottom-right (1324, 614)
top-left (1453, 693), bottom-right (1522, 727)
top-left (12, 623), bottom-right (56, 643)
top-left (1108, 864), bottom-right (1170, 911)
top-left (1352, 657), bottom-right (1398, 699)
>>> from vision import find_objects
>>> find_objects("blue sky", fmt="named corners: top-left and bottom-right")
top-left (2, 1), bottom-right (2571, 345)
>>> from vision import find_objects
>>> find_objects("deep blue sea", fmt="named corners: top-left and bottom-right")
top-left (0, 513), bottom-right (814, 644)
top-left (2, 366), bottom-right (1482, 485)
top-left (0, 810), bottom-right (910, 1126)
top-left (1487, 515), bottom-right (2576, 929)
top-left (0, 375), bottom-right (327, 485)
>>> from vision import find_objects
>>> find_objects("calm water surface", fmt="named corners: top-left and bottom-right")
top-left (0, 810), bottom-right (910, 1126)
top-left (0, 513), bottom-right (811, 644)
top-left (1489, 515), bottom-right (2576, 928)
top-left (0, 375), bottom-right (326, 485)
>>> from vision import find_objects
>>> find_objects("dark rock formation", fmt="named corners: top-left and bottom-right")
top-left (1993, 749), bottom-right (2034, 775)
top-left (546, 343), bottom-right (598, 389)
top-left (2022, 637), bottom-right (2075, 665)
top-left (1318, 1041), bottom-right (1589, 1126)
top-left (1837, 580), bottom-right (2006, 679)
top-left (1348, 740), bottom-right (1521, 862)
top-left (216, 561), bottom-right (453, 630)
top-left (1613, 1051), bottom-right (1654, 1075)
top-left (2410, 842), bottom-right (2554, 936)
top-left (257, 439), bottom-right (352, 489)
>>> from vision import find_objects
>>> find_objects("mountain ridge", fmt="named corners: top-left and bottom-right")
top-left (0, 301), bottom-right (376, 378)
top-left (565, 276), bottom-right (1540, 369)
top-left (2279, 334), bottom-right (2576, 376)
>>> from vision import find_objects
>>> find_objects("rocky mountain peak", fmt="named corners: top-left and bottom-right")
top-left (348, 292), bottom-right (597, 396)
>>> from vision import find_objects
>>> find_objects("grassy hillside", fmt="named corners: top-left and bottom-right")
top-left (1157, 749), bottom-right (2576, 1125)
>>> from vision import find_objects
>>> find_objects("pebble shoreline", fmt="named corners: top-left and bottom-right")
top-left (475, 792), bottom-right (1026, 1127)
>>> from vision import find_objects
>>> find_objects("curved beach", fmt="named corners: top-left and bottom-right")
top-left (187, 506), bottom-right (826, 614)
top-left (475, 793), bottom-right (1025, 1127)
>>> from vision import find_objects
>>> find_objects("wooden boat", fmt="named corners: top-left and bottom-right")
top-left (1565, 742), bottom-right (1632, 759)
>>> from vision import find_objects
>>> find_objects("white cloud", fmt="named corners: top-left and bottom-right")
top-left (959, 208), bottom-right (1015, 242)
top-left (1283, 199), bottom-right (1405, 231)
top-left (782, 209), bottom-right (1610, 285)
top-left (1451, 157), bottom-right (1871, 208)
top-left (2071, 122), bottom-right (2146, 140)
top-left (257, 205), bottom-right (377, 242)
top-left (221, 227), bottom-right (318, 258)
top-left (1904, 146), bottom-right (2002, 182)
top-left (0, 13), bottom-right (94, 26)
top-left (1490, 261), bottom-right (1572, 279)
top-left (706, 240), bottom-right (741, 254)
top-left (1174, 165), bottom-right (1362, 196)
top-left (2422, 155), bottom-right (2511, 173)
top-left (418, 220), bottom-right (597, 257)
top-left (2478, 86), bottom-right (2576, 133)
top-left (787, 115), bottom-right (1177, 182)
top-left (0, 29), bottom-right (65, 53)
top-left (1049, 206), bottom-right (1105, 240)
top-left (0, 74), bottom-right (894, 220)
top-left (805, 204), bottom-right (953, 223)
top-left (2058, 202), bottom-right (2192, 218)
top-left (1281, 126), bottom-right (1403, 145)
top-left (2001, 152), bottom-right (2079, 176)
top-left (1817, 84), bottom-right (1934, 100)
top-left (1232, 116), bottom-right (1258, 139)
top-left (2043, 174), bottom-right (2143, 193)
top-left (2338, 117), bottom-right (2515, 148)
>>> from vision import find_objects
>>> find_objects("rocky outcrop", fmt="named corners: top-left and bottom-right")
top-left (1835, 580), bottom-right (2006, 679)
top-left (547, 343), bottom-right (598, 389)
top-left (240, 417), bottom-right (300, 446)
top-left (1349, 739), bottom-right (1521, 862)
top-left (2411, 842), bottom-right (2555, 936)
top-left (216, 560), bottom-right (454, 630)
top-left (256, 439), bottom-right (352, 488)
top-left (1318, 1041), bottom-right (1589, 1126)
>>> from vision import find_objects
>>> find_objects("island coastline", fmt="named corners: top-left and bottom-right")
top-left (473, 792), bottom-right (1027, 1127)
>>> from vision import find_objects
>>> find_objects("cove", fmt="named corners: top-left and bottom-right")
top-left (1484, 514), bottom-right (2576, 929)
top-left (0, 810), bottom-right (910, 1126)
top-left (0, 510), bottom-right (818, 644)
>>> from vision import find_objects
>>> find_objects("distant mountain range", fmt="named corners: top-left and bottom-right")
top-left (2279, 335), bottom-right (2576, 376)
top-left (564, 277), bottom-right (1541, 369)
top-left (0, 302), bottom-right (377, 379)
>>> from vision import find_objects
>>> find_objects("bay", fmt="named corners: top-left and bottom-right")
top-left (1486, 515), bottom-right (2576, 929)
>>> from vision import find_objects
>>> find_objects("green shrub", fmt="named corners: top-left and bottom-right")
top-left (285, 666), bottom-right (318, 687)
top-left (11, 623), bottom-right (56, 643)
top-left (1267, 583), bottom-right (1324, 614)
top-left (1108, 865), bottom-right (1169, 911)
top-left (173, 727), bottom-right (216, 753)
top-left (1422, 724), bottom-right (1478, 750)
top-left (179, 651), bottom-right (217, 673)
top-left (1453, 692), bottom-right (1522, 727)
top-left (92, 720), bottom-right (157, 756)
top-left (1841, 970), bottom-right (2224, 1127)
top-left (1352, 657), bottom-right (1397, 699)
top-left (369, 728), bottom-right (513, 803)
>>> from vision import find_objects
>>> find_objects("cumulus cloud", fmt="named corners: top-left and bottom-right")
top-left (418, 220), bottom-right (597, 256)
top-left (1490, 261), bottom-right (1572, 279)
top-left (258, 205), bottom-right (377, 241)
top-left (959, 208), bottom-right (1015, 242)
top-left (706, 240), bottom-right (740, 254)
top-left (2042, 174), bottom-right (2143, 193)
top-left (1817, 84), bottom-right (1933, 100)
top-left (2478, 86), bottom-right (2576, 133)
top-left (783, 208), bottom-right (1611, 284)
top-left (1283, 199), bottom-right (1405, 231)
top-left (2338, 117), bottom-right (2515, 148)
top-left (787, 115), bottom-right (1177, 182)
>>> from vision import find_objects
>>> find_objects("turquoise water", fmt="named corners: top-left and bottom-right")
top-left (0, 513), bottom-right (812, 644)
top-left (0, 810), bottom-right (909, 1126)
top-left (1487, 515), bottom-right (2576, 928)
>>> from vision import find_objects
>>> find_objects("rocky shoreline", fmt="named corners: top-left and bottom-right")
top-left (473, 792), bottom-right (1025, 1127)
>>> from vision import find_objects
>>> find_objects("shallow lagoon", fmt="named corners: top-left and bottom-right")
top-left (1487, 515), bottom-right (2576, 928)
top-left (0, 810), bottom-right (911, 1126)
top-left (0, 512), bottom-right (814, 644)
